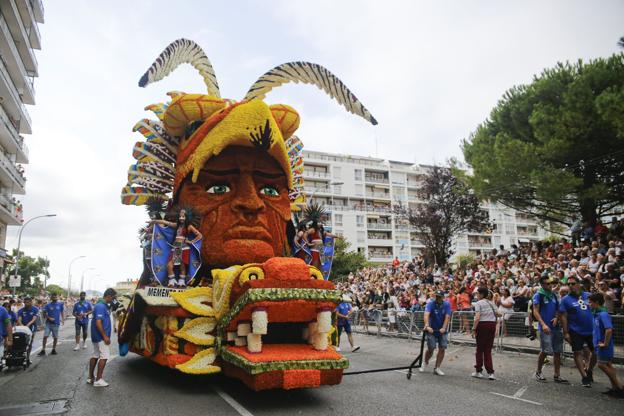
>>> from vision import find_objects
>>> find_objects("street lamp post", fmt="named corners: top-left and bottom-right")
top-left (11, 214), bottom-right (57, 295)
top-left (80, 267), bottom-right (95, 293)
top-left (67, 255), bottom-right (86, 299)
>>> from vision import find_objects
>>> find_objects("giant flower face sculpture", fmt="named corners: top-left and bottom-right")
top-left (177, 146), bottom-right (292, 266)
top-left (119, 39), bottom-right (376, 391)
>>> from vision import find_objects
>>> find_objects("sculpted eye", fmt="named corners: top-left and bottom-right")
top-left (206, 184), bottom-right (231, 194)
top-left (259, 185), bottom-right (280, 197)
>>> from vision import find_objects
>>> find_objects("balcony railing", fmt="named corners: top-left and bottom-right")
top-left (0, 53), bottom-right (32, 129)
top-left (368, 253), bottom-right (393, 259)
top-left (365, 175), bottom-right (389, 184)
top-left (0, 150), bottom-right (26, 189)
top-left (366, 192), bottom-right (390, 199)
top-left (0, 104), bottom-right (28, 157)
top-left (368, 235), bottom-right (392, 240)
top-left (367, 223), bottom-right (392, 230)
top-left (0, 193), bottom-right (22, 222)
top-left (303, 170), bottom-right (331, 179)
top-left (304, 186), bottom-right (330, 194)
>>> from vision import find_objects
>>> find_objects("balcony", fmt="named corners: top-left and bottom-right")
top-left (0, 14), bottom-right (35, 104)
top-left (367, 222), bottom-right (392, 230)
top-left (467, 237), bottom-right (492, 248)
top-left (0, 149), bottom-right (26, 193)
top-left (304, 185), bottom-right (330, 195)
top-left (0, 104), bottom-right (28, 163)
top-left (364, 205), bottom-right (392, 214)
top-left (365, 191), bottom-right (390, 199)
top-left (1, 0), bottom-right (38, 73)
top-left (365, 175), bottom-right (389, 184)
top-left (31, 0), bottom-right (44, 23)
top-left (0, 53), bottom-right (32, 133)
top-left (303, 170), bottom-right (331, 179)
top-left (367, 251), bottom-right (393, 262)
top-left (0, 193), bottom-right (22, 225)
top-left (16, 0), bottom-right (41, 50)
top-left (367, 238), bottom-right (392, 246)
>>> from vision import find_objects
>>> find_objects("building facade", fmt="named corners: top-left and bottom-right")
top-left (0, 0), bottom-right (43, 267)
top-left (302, 149), bottom-right (548, 263)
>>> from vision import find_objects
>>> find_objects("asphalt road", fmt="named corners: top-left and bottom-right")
top-left (1, 320), bottom-right (623, 416)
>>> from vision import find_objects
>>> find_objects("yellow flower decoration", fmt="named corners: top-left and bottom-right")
top-left (175, 348), bottom-right (221, 375)
top-left (174, 317), bottom-right (217, 346)
top-left (171, 287), bottom-right (215, 317)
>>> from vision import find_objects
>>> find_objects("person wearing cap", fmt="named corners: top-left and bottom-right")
top-left (559, 275), bottom-right (595, 387)
top-left (73, 291), bottom-right (93, 351)
top-left (88, 288), bottom-right (117, 387)
top-left (421, 290), bottom-right (451, 376)
top-left (335, 294), bottom-right (360, 353)
top-left (532, 275), bottom-right (568, 383)
top-left (17, 296), bottom-right (39, 363)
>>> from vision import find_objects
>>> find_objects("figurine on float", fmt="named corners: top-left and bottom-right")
top-left (149, 208), bottom-right (203, 288)
top-left (118, 39), bottom-right (376, 390)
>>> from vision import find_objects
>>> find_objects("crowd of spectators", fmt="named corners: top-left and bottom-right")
top-left (336, 218), bottom-right (624, 319)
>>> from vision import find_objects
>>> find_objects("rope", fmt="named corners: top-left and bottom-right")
top-left (343, 365), bottom-right (417, 375)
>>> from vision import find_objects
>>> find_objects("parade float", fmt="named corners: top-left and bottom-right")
top-left (118, 39), bottom-right (376, 390)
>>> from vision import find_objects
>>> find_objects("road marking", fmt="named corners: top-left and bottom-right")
top-left (490, 385), bottom-right (542, 406)
top-left (213, 386), bottom-right (254, 416)
top-left (513, 385), bottom-right (528, 398)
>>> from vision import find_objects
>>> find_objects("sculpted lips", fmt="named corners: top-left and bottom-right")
top-left (224, 226), bottom-right (273, 242)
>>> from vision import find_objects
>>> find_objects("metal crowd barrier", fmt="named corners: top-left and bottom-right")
top-left (348, 309), bottom-right (624, 361)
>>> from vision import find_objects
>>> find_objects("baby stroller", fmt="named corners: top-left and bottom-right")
top-left (2, 325), bottom-right (32, 371)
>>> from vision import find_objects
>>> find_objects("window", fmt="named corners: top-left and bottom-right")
top-left (356, 215), bottom-right (364, 227)
top-left (333, 185), bottom-right (342, 195)
top-left (333, 166), bottom-right (341, 179)
top-left (334, 214), bottom-right (343, 226)
top-left (354, 169), bottom-right (362, 181)
top-left (357, 231), bottom-right (365, 242)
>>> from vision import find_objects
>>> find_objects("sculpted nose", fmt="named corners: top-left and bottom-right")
top-left (232, 175), bottom-right (265, 220)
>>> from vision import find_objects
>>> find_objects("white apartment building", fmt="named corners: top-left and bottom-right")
top-left (0, 0), bottom-right (43, 267)
top-left (303, 149), bottom-right (548, 263)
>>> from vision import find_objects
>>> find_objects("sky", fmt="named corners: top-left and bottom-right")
top-left (6, 0), bottom-right (623, 293)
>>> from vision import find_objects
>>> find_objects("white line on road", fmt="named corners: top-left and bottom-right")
top-left (513, 385), bottom-right (528, 398)
top-left (490, 385), bottom-right (542, 406)
top-left (213, 386), bottom-right (254, 416)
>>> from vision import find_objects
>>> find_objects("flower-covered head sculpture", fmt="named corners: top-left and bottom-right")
top-left (119, 39), bottom-right (376, 390)
top-left (123, 39), bottom-right (376, 269)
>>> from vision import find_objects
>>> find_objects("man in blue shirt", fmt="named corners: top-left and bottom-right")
top-left (40, 293), bottom-right (65, 356)
top-left (0, 305), bottom-right (13, 359)
top-left (421, 290), bottom-right (451, 376)
top-left (88, 288), bottom-right (117, 387)
top-left (73, 291), bottom-right (93, 351)
top-left (335, 295), bottom-right (360, 353)
top-left (589, 292), bottom-right (623, 397)
top-left (559, 275), bottom-right (595, 387)
top-left (17, 296), bottom-right (39, 363)
top-left (532, 276), bottom-right (567, 383)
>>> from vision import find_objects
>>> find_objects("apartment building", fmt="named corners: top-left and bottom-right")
top-left (0, 0), bottom-right (43, 266)
top-left (302, 149), bottom-right (548, 263)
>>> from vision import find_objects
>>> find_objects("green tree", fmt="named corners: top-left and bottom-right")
top-left (395, 165), bottom-right (489, 266)
top-left (4, 249), bottom-right (50, 293)
top-left (462, 54), bottom-right (624, 227)
top-left (330, 238), bottom-right (368, 280)
top-left (45, 284), bottom-right (65, 297)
